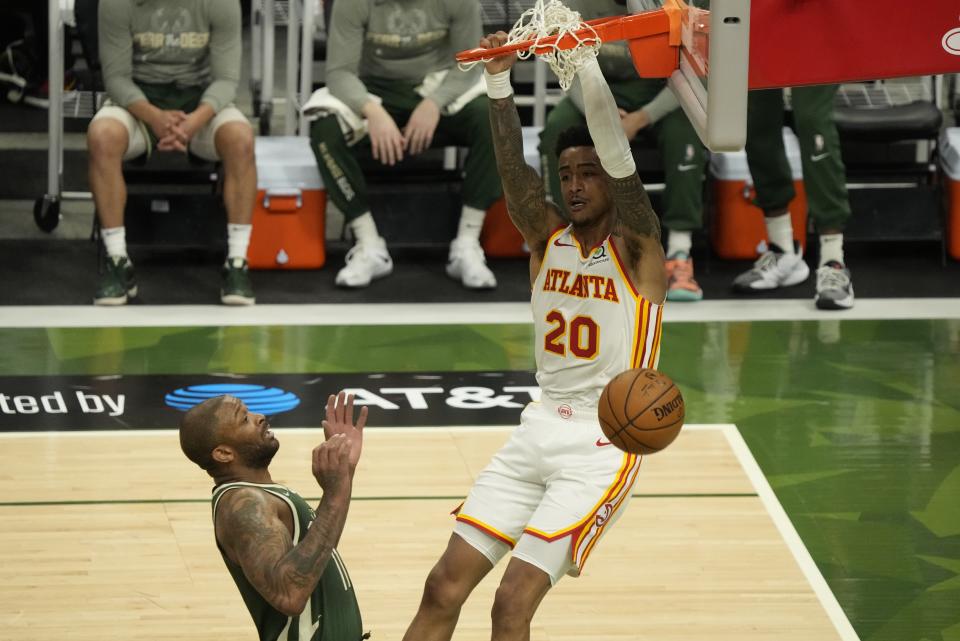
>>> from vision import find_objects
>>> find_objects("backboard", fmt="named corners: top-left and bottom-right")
top-left (628, 0), bottom-right (751, 151)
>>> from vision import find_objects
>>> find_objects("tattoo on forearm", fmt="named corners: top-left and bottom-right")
top-left (489, 97), bottom-right (549, 242)
top-left (608, 173), bottom-right (661, 240)
top-left (225, 491), bottom-right (349, 609)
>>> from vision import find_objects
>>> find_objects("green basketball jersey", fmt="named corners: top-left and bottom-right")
top-left (211, 482), bottom-right (365, 641)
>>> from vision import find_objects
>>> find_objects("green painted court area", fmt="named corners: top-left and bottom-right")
top-left (1, 318), bottom-right (958, 641)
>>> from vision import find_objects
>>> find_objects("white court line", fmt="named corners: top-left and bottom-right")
top-left (721, 424), bottom-right (861, 641)
top-left (1, 297), bottom-right (959, 328)
top-left (0, 423), bottom-right (724, 438)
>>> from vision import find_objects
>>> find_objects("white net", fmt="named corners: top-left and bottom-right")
top-left (461, 0), bottom-right (601, 91)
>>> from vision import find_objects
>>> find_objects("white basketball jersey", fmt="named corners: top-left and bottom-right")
top-left (532, 226), bottom-right (663, 408)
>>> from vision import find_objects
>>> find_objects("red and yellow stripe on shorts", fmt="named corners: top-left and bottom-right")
top-left (522, 451), bottom-right (642, 572)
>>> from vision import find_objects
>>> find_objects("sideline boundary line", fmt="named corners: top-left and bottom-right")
top-left (1, 298), bottom-right (958, 328)
top-left (721, 424), bottom-right (860, 641)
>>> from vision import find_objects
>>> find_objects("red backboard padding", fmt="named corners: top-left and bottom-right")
top-left (749, 0), bottom-right (960, 88)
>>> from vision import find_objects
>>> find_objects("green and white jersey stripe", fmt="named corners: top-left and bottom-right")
top-left (212, 482), bottom-right (364, 641)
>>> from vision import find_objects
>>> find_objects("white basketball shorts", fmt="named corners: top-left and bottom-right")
top-left (454, 396), bottom-right (642, 584)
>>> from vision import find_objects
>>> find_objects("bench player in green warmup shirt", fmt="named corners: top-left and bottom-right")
top-left (314, 0), bottom-right (503, 290)
top-left (179, 392), bottom-right (368, 641)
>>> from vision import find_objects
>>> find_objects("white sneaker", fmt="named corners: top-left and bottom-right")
top-left (815, 261), bottom-right (855, 310)
top-left (335, 238), bottom-right (393, 288)
top-left (447, 238), bottom-right (497, 289)
top-left (732, 243), bottom-right (810, 292)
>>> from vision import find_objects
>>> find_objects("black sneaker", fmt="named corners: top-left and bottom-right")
top-left (94, 255), bottom-right (138, 306)
top-left (221, 257), bottom-right (255, 305)
top-left (815, 261), bottom-right (854, 310)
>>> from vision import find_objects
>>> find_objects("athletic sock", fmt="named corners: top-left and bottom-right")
top-left (819, 233), bottom-right (845, 267)
top-left (666, 229), bottom-right (692, 258)
top-left (349, 211), bottom-right (380, 246)
top-left (101, 226), bottom-right (127, 259)
top-left (456, 205), bottom-right (487, 243)
top-left (227, 223), bottom-right (252, 260)
top-left (764, 212), bottom-right (795, 254)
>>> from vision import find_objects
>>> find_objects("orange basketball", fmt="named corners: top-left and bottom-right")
top-left (598, 368), bottom-right (684, 455)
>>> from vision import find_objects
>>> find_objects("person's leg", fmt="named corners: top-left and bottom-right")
top-left (309, 114), bottom-right (392, 287)
top-left (196, 108), bottom-right (257, 305)
top-left (402, 534), bottom-right (497, 641)
top-left (538, 97), bottom-right (586, 211)
top-left (791, 84), bottom-right (854, 309)
top-left (654, 108), bottom-right (707, 301)
top-left (490, 558), bottom-right (552, 641)
top-left (435, 96), bottom-right (503, 289)
top-left (87, 105), bottom-right (145, 305)
top-left (733, 89), bottom-right (810, 292)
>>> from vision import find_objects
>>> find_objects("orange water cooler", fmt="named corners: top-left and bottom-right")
top-left (939, 128), bottom-right (960, 260)
top-left (709, 128), bottom-right (808, 259)
top-left (248, 137), bottom-right (327, 269)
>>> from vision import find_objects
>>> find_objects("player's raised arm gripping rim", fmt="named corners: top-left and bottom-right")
top-left (481, 31), bottom-right (565, 278)
top-left (575, 53), bottom-right (666, 303)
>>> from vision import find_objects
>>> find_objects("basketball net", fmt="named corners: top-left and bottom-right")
top-left (461, 0), bottom-right (601, 91)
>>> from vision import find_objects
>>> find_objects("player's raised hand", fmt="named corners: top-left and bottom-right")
top-left (321, 391), bottom-right (367, 471)
top-left (311, 434), bottom-right (352, 499)
top-left (479, 31), bottom-right (518, 75)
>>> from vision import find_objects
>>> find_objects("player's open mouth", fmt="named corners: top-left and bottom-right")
top-left (569, 200), bottom-right (586, 211)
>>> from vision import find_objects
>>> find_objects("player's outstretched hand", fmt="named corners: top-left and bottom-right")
top-left (479, 31), bottom-right (518, 75)
top-left (311, 434), bottom-right (352, 499)
top-left (321, 391), bottom-right (367, 472)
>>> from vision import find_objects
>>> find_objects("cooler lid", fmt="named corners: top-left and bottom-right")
top-left (939, 127), bottom-right (960, 181)
top-left (709, 127), bottom-right (803, 182)
top-left (255, 136), bottom-right (324, 189)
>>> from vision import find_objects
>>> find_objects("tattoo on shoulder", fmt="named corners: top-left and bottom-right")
top-left (608, 173), bottom-right (661, 240)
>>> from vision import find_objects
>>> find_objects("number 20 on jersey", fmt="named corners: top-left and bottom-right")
top-left (544, 310), bottom-right (599, 359)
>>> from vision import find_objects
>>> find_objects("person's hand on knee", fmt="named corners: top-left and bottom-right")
top-left (403, 98), bottom-right (440, 155)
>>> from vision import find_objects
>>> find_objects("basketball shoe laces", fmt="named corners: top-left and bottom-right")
top-left (817, 263), bottom-right (849, 291)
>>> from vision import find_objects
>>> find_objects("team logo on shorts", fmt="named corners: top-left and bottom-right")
top-left (557, 404), bottom-right (573, 419)
top-left (595, 503), bottom-right (614, 527)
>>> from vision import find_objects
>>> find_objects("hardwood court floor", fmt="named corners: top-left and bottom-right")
top-left (0, 425), bottom-right (850, 641)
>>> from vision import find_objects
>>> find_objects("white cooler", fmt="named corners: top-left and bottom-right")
top-left (248, 136), bottom-right (327, 269)
top-left (709, 128), bottom-right (808, 259)
top-left (938, 127), bottom-right (960, 260)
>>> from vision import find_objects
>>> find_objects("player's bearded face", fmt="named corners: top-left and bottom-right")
top-left (229, 415), bottom-right (280, 468)
top-left (234, 433), bottom-right (280, 468)
top-left (558, 147), bottom-right (614, 226)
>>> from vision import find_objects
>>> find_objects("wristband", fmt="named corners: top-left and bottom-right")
top-left (484, 69), bottom-right (513, 100)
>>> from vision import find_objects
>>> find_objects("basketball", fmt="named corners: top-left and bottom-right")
top-left (598, 368), bottom-right (684, 455)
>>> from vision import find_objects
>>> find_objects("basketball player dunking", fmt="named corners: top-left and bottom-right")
top-left (402, 33), bottom-right (667, 641)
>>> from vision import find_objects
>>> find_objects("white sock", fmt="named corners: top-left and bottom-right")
top-left (456, 205), bottom-right (487, 243)
top-left (666, 230), bottom-right (692, 258)
top-left (819, 233), bottom-right (844, 266)
top-left (101, 226), bottom-right (127, 259)
top-left (349, 212), bottom-right (380, 245)
top-left (227, 223), bottom-right (252, 260)
top-left (764, 213), bottom-right (795, 255)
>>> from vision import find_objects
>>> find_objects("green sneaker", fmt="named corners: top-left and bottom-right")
top-left (94, 255), bottom-right (137, 305)
top-left (221, 257), bottom-right (255, 305)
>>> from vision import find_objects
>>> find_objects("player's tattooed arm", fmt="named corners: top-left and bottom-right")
top-left (488, 97), bottom-right (559, 255)
top-left (608, 173), bottom-right (661, 242)
top-left (217, 487), bottom-right (351, 616)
